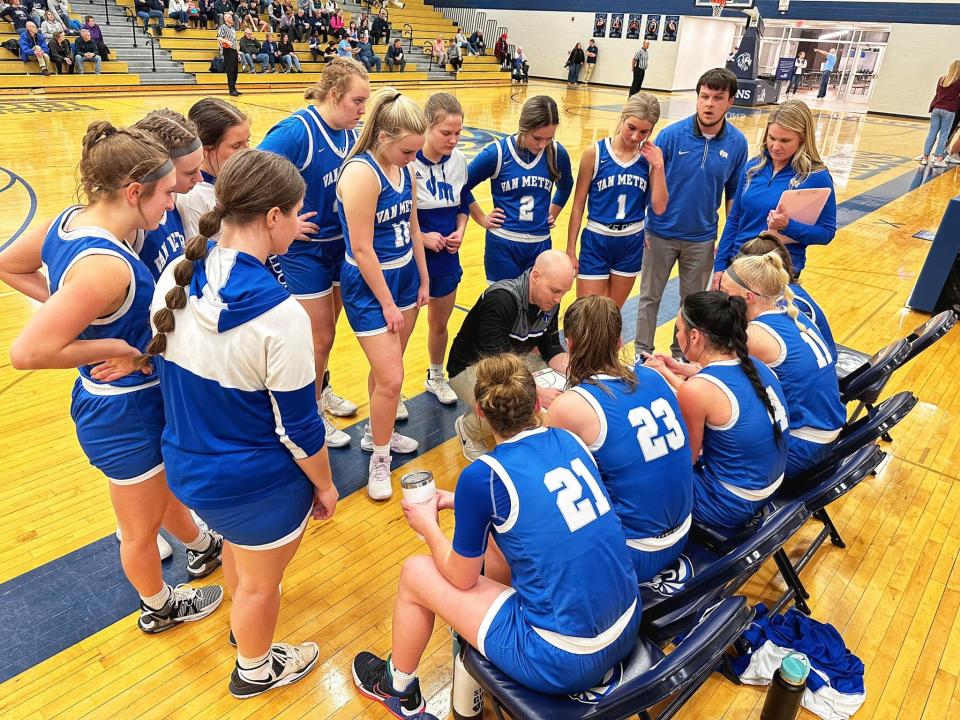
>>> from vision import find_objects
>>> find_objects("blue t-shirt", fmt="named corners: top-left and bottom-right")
top-left (823, 53), bottom-right (837, 72)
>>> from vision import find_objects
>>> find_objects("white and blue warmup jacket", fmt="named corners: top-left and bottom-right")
top-left (134, 208), bottom-right (188, 282)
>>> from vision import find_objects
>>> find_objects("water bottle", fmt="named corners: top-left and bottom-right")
top-left (400, 471), bottom-right (436, 540)
top-left (761, 652), bottom-right (809, 720)
top-left (451, 632), bottom-right (484, 720)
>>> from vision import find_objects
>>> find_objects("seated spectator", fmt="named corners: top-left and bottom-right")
top-left (357, 11), bottom-right (369, 34)
top-left (494, 31), bottom-right (509, 69)
top-left (239, 10), bottom-right (267, 32)
top-left (277, 30), bottom-right (302, 72)
top-left (468, 29), bottom-right (484, 56)
top-left (214, 0), bottom-right (232, 27)
top-left (73, 27), bottom-right (101, 74)
top-left (370, 9), bottom-right (389, 45)
top-left (292, 7), bottom-right (309, 41)
top-left (261, 30), bottom-right (279, 71)
top-left (328, 8), bottom-right (343, 38)
top-left (48, 28), bottom-right (73, 73)
top-left (39, 9), bottom-right (64, 41)
top-left (135, 0), bottom-right (166, 35)
top-left (169, 0), bottom-right (189, 27)
top-left (385, 37), bottom-right (404, 72)
top-left (48, 0), bottom-right (76, 31)
top-left (239, 27), bottom-right (269, 72)
top-left (430, 34), bottom-right (445, 67)
top-left (309, 8), bottom-right (327, 41)
top-left (277, 3), bottom-right (294, 35)
top-left (308, 29), bottom-right (321, 61)
top-left (24, 0), bottom-right (43, 27)
top-left (322, 37), bottom-right (336, 62)
top-left (455, 27), bottom-right (473, 56)
top-left (512, 47), bottom-right (529, 84)
top-left (18, 20), bottom-right (50, 75)
top-left (346, 20), bottom-right (358, 46)
top-left (1, 0), bottom-right (33, 31)
top-left (354, 31), bottom-right (380, 71)
top-left (335, 33), bottom-right (351, 57)
top-left (447, 38), bottom-right (461, 73)
top-left (83, 16), bottom-right (109, 60)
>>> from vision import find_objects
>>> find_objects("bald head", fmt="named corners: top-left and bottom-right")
top-left (529, 250), bottom-right (575, 311)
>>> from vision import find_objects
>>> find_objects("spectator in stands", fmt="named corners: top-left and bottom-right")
top-left (564, 42), bottom-right (584, 86)
top-left (385, 37), bottom-right (404, 72)
top-left (1, 0), bottom-right (32, 31)
top-left (512, 46), bottom-right (528, 84)
top-left (24, 0), bottom-right (42, 27)
top-left (493, 31), bottom-right (508, 70)
top-left (583, 38), bottom-right (598, 84)
top-left (346, 19), bottom-right (358, 46)
top-left (455, 27), bottom-right (472, 56)
top-left (430, 34), bottom-right (446, 67)
top-left (323, 37), bottom-right (336, 61)
top-left (328, 8), bottom-right (344, 38)
top-left (187, 0), bottom-right (201, 27)
top-left (353, 31), bottom-right (380, 72)
top-left (277, 2), bottom-right (294, 35)
top-left (467, 29), bottom-right (484, 56)
top-left (239, 8), bottom-right (267, 31)
top-left (277, 30), bottom-right (302, 72)
top-left (309, 29), bottom-right (321, 61)
top-left (48, 28), bottom-right (73, 73)
top-left (73, 27), bottom-right (101, 74)
top-left (218, 11), bottom-right (241, 96)
top-left (239, 27), bottom-right (269, 72)
top-left (371, 9), bottom-right (388, 45)
top-left (309, 8), bottom-right (327, 41)
top-left (214, 0), bottom-right (231, 27)
top-left (261, 30), bottom-right (279, 71)
top-left (446, 38), bottom-right (461, 73)
top-left (83, 16), bottom-right (109, 60)
top-left (357, 11), bottom-right (369, 34)
top-left (48, 0), bottom-right (75, 31)
top-left (135, 0), bottom-right (166, 35)
top-left (292, 7), bottom-right (309, 41)
top-left (169, 0), bottom-right (189, 27)
top-left (40, 9), bottom-right (64, 42)
top-left (18, 20), bottom-right (50, 75)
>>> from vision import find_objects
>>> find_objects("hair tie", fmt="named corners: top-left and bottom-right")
top-left (214, 203), bottom-right (227, 216)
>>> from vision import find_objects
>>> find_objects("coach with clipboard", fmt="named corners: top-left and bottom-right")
top-left (713, 101), bottom-right (836, 283)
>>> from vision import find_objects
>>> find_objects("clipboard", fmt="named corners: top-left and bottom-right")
top-left (776, 188), bottom-right (830, 225)
top-left (532, 368), bottom-right (566, 391)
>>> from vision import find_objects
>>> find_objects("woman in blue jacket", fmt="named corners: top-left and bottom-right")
top-left (713, 100), bottom-right (836, 283)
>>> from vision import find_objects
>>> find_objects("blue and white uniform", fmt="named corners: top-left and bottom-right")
top-left (412, 148), bottom-right (472, 299)
top-left (692, 359), bottom-right (789, 529)
top-left (750, 310), bottom-right (846, 477)
top-left (789, 283), bottom-right (835, 356)
top-left (152, 245), bottom-right (326, 548)
top-left (42, 206), bottom-right (164, 485)
top-left (571, 366), bottom-right (694, 582)
top-left (336, 152), bottom-right (420, 335)
top-left (465, 135), bottom-right (573, 282)
top-left (134, 208), bottom-right (188, 281)
top-left (577, 138), bottom-right (650, 280)
top-left (453, 427), bottom-right (640, 694)
top-left (258, 106), bottom-right (357, 298)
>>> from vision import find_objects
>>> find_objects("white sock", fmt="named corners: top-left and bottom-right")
top-left (389, 656), bottom-right (417, 692)
top-left (140, 584), bottom-right (171, 611)
top-left (372, 442), bottom-right (390, 459)
top-left (428, 364), bottom-right (444, 379)
top-left (237, 650), bottom-right (272, 681)
top-left (184, 531), bottom-right (211, 552)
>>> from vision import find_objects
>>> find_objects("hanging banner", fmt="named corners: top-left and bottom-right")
top-left (609, 13), bottom-right (624, 39)
top-left (663, 15), bottom-right (679, 41)
top-left (626, 14), bottom-right (642, 40)
top-left (645, 14), bottom-right (661, 41)
top-left (593, 13), bottom-right (608, 38)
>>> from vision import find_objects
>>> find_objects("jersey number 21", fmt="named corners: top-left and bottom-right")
top-left (544, 458), bottom-right (611, 532)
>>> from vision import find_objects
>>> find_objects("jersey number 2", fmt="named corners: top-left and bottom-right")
top-left (543, 457), bottom-right (610, 532)
top-left (628, 398), bottom-right (686, 462)
top-left (519, 195), bottom-right (535, 222)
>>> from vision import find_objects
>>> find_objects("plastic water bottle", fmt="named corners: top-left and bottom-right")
top-left (451, 632), bottom-right (484, 720)
top-left (761, 652), bottom-right (809, 720)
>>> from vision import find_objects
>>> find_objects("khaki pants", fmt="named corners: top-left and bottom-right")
top-left (449, 353), bottom-right (547, 447)
top-left (583, 63), bottom-right (595, 83)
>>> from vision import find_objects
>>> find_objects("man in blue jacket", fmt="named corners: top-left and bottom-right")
top-left (634, 67), bottom-right (748, 358)
top-left (18, 21), bottom-right (51, 76)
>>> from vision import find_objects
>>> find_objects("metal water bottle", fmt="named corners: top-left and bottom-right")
top-left (400, 471), bottom-right (436, 540)
top-left (451, 632), bottom-right (484, 720)
top-left (761, 652), bottom-right (809, 720)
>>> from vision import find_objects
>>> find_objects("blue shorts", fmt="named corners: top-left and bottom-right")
top-left (193, 479), bottom-right (314, 549)
top-left (340, 256), bottom-right (420, 336)
top-left (275, 238), bottom-right (345, 298)
top-left (577, 227), bottom-right (644, 280)
top-left (691, 466), bottom-right (765, 530)
top-left (785, 435), bottom-right (834, 479)
top-left (430, 268), bottom-right (462, 299)
top-left (628, 534), bottom-right (688, 585)
top-left (484, 231), bottom-right (550, 283)
top-left (70, 379), bottom-right (165, 485)
top-left (478, 589), bottom-right (640, 694)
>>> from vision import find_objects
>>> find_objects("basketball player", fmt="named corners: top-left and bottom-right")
top-left (566, 92), bottom-right (667, 307)
top-left (352, 354), bottom-right (639, 718)
top-left (336, 88), bottom-right (430, 500)
top-left (258, 58), bottom-right (372, 447)
top-left (548, 296), bottom-right (693, 582)
top-left (0, 122), bottom-right (224, 633)
top-left (412, 92), bottom-right (472, 406)
top-left (464, 95), bottom-right (574, 282)
top-left (645, 291), bottom-right (790, 529)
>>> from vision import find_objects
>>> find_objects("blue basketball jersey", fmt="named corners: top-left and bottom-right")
top-left (456, 427), bottom-right (639, 639)
top-left (587, 138), bottom-right (650, 226)
top-left (571, 366), bottom-right (693, 542)
top-left (696, 359), bottom-right (789, 494)
top-left (789, 283), bottom-right (836, 355)
top-left (41, 206), bottom-right (158, 389)
top-left (135, 207), bottom-right (187, 281)
top-left (750, 310), bottom-right (846, 436)
top-left (484, 136), bottom-right (560, 240)
top-left (258, 105), bottom-right (357, 241)
top-left (338, 152), bottom-right (414, 265)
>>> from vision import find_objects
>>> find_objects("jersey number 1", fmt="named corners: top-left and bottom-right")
top-left (615, 193), bottom-right (627, 221)
top-left (544, 457), bottom-right (610, 532)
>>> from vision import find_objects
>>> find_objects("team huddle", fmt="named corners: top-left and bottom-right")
top-left (0, 56), bottom-right (846, 718)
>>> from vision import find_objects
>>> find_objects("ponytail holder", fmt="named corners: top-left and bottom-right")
top-left (214, 203), bottom-right (227, 216)
top-left (139, 158), bottom-right (175, 184)
top-left (385, 91), bottom-right (402, 104)
top-left (169, 137), bottom-right (202, 158)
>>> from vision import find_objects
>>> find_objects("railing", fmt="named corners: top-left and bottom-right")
top-left (422, 39), bottom-right (434, 70)
top-left (102, 0), bottom-right (111, 26)
top-left (125, 7), bottom-right (139, 48)
top-left (147, 36), bottom-right (157, 72)
top-left (401, 22), bottom-right (413, 52)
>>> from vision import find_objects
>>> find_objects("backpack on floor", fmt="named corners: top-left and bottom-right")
top-left (209, 55), bottom-right (225, 72)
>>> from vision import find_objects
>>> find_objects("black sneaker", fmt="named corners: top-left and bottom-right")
top-left (352, 652), bottom-right (439, 719)
top-left (138, 583), bottom-right (223, 634)
top-left (228, 642), bottom-right (320, 699)
top-left (186, 531), bottom-right (223, 579)
top-left (229, 629), bottom-right (236, 646)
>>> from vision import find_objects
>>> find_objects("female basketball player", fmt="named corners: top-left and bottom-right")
top-left (412, 92), bottom-right (472, 406)
top-left (0, 122), bottom-right (224, 633)
top-left (722, 252), bottom-right (846, 478)
top-left (143, 149), bottom-right (337, 699)
top-left (713, 100), bottom-right (836, 284)
top-left (547, 296), bottom-right (692, 582)
top-left (353, 355), bottom-right (639, 718)
top-left (645, 291), bottom-right (789, 529)
top-left (132, 109), bottom-right (204, 281)
top-left (565, 93), bottom-right (668, 307)
top-left (336, 88), bottom-right (430, 500)
top-left (465, 95), bottom-right (574, 282)
top-left (737, 233), bottom-right (836, 354)
top-left (257, 58), bottom-right (371, 447)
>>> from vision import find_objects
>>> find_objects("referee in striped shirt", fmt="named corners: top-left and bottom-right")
top-left (218, 12), bottom-right (241, 97)
top-left (629, 40), bottom-right (649, 96)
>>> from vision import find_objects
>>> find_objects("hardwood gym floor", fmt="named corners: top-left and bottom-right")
top-left (1, 83), bottom-right (959, 719)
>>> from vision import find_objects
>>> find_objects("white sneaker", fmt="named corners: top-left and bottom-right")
top-left (321, 385), bottom-right (358, 417)
top-left (116, 528), bottom-right (174, 561)
top-left (933, 157), bottom-right (948, 169)
top-left (425, 372), bottom-right (457, 405)
top-left (367, 455), bottom-right (393, 500)
top-left (323, 413), bottom-right (351, 448)
top-left (454, 414), bottom-right (488, 462)
top-left (946, 154), bottom-right (960, 165)
top-left (360, 424), bottom-right (419, 453)
top-left (396, 394), bottom-right (409, 421)
top-left (917, 155), bottom-right (928, 166)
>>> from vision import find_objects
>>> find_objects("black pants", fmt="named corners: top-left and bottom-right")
top-left (629, 67), bottom-right (645, 96)
top-left (223, 47), bottom-right (238, 92)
